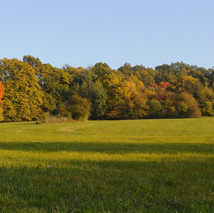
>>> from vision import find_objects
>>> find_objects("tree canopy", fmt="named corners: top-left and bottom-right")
top-left (0, 56), bottom-right (214, 122)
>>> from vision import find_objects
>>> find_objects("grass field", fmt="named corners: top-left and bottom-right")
top-left (0, 118), bottom-right (214, 212)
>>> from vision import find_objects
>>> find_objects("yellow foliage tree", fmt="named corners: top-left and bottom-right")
top-left (175, 75), bottom-right (198, 91)
top-left (0, 58), bottom-right (44, 121)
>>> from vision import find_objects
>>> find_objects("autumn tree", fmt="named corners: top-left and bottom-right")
top-left (0, 81), bottom-right (4, 103)
top-left (101, 71), bottom-right (126, 119)
top-left (122, 76), bottom-right (148, 119)
top-left (132, 66), bottom-right (156, 87)
top-left (175, 92), bottom-right (201, 118)
top-left (0, 57), bottom-right (213, 121)
top-left (0, 58), bottom-right (44, 121)
top-left (0, 81), bottom-right (4, 121)
top-left (175, 75), bottom-right (198, 92)
top-left (196, 86), bottom-right (214, 116)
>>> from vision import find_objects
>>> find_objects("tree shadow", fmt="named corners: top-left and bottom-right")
top-left (0, 159), bottom-right (213, 212)
top-left (0, 141), bottom-right (213, 154)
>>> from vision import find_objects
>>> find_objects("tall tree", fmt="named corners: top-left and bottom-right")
top-left (0, 81), bottom-right (4, 103)
top-left (0, 58), bottom-right (44, 121)
top-left (0, 81), bottom-right (4, 121)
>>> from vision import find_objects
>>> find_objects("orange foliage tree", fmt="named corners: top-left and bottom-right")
top-left (152, 82), bottom-right (171, 91)
top-left (0, 81), bottom-right (4, 103)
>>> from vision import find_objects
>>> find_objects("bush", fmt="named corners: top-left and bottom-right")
top-left (148, 99), bottom-right (163, 118)
top-left (177, 92), bottom-right (201, 118)
top-left (66, 94), bottom-right (91, 120)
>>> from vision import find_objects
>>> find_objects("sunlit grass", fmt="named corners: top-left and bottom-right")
top-left (0, 118), bottom-right (214, 212)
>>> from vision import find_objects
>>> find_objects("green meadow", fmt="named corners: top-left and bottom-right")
top-left (0, 118), bottom-right (213, 212)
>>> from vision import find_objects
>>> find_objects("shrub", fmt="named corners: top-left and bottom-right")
top-left (148, 99), bottom-right (163, 118)
top-left (177, 92), bottom-right (201, 118)
top-left (66, 94), bottom-right (91, 120)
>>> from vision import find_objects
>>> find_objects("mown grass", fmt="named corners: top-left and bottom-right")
top-left (0, 118), bottom-right (213, 212)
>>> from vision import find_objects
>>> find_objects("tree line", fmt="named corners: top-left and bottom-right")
top-left (0, 56), bottom-right (214, 122)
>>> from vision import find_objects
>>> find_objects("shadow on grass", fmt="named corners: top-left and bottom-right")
top-left (0, 159), bottom-right (213, 212)
top-left (0, 141), bottom-right (213, 154)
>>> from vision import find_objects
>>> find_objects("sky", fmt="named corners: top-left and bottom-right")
top-left (0, 0), bottom-right (214, 69)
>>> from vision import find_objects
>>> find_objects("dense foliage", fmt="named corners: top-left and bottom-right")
top-left (0, 56), bottom-right (214, 121)
top-left (0, 81), bottom-right (4, 121)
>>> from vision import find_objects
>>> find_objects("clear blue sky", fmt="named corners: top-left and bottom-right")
top-left (1, 0), bottom-right (213, 69)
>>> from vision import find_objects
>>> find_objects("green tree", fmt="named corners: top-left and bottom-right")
top-left (133, 66), bottom-right (156, 87)
top-left (118, 63), bottom-right (133, 77)
top-left (42, 64), bottom-right (71, 114)
top-left (89, 81), bottom-right (108, 119)
top-left (91, 62), bottom-right (112, 78)
top-left (148, 99), bottom-right (163, 118)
